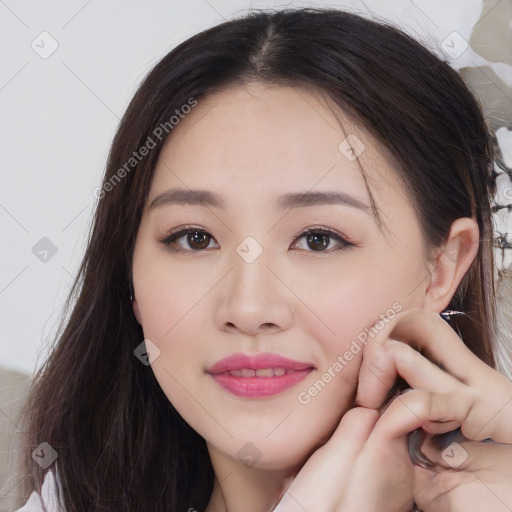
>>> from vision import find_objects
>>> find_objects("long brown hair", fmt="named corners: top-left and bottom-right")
top-left (18, 7), bottom-right (499, 511)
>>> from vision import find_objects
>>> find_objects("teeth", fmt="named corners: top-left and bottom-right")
top-left (255, 368), bottom-right (274, 377)
top-left (224, 368), bottom-right (294, 377)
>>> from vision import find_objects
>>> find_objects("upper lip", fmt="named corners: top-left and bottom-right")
top-left (206, 352), bottom-right (315, 374)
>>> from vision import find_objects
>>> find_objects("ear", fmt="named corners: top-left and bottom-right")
top-left (132, 297), bottom-right (142, 325)
top-left (423, 217), bottom-right (480, 312)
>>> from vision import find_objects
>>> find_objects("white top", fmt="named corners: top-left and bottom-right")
top-left (14, 470), bottom-right (63, 512)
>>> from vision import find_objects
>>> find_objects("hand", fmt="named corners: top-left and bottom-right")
top-left (272, 405), bottom-right (416, 512)
top-left (355, 307), bottom-right (512, 511)
top-left (413, 431), bottom-right (512, 511)
top-left (273, 307), bottom-right (512, 512)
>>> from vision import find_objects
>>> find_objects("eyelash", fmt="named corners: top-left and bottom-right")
top-left (159, 224), bottom-right (355, 254)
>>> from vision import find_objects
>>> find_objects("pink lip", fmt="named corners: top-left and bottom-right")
top-left (207, 352), bottom-right (314, 374)
top-left (206, 352), bottom-right (315, 398)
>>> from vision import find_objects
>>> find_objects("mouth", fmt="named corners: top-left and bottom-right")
top-left (216, 368), bottom-right (303, 377)
top-left (206, 352), bottom-right (315, 398)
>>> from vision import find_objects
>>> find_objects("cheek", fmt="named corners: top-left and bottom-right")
top-left (287, 257), bottom-right (397, 343)
top-left (289, 262), bottom-right (409, 386)
top-left (133, 251), bottom-right (215, 339)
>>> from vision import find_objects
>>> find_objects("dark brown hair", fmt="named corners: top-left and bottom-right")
top-left (18, 7), bottom-right (497, 511)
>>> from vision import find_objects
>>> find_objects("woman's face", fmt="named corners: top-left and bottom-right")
top-left (131, 82), bottom-right (431, 471)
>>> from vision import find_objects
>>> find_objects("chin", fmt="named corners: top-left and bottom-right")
top-left (221, 427), bottom-right (328, 472)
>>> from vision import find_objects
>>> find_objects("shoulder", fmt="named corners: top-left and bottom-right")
top-left (13, 470), bottom-right (65, 512)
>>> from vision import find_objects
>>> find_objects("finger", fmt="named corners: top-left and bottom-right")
top-left (357, 335), bottom-right (512, 443)
top-left (378, 391), bottom-right (512, 463)
top-left (337, 410), bottom-right (416, 512)
top-left (412, 394), bottom-right (512, 444)
top-left (356, 338), bottom-right (463, 409)
top-left (380, 310), bottom-right (512, 441)
top-left (420, 432), bottom-right (512, 471)
top-left (413, 440), bottom-right (512, 512)
top-left (363, 308), bottom-right (479, 383)
top-left (387, 309), bottom-right (483, 381)
top-left (371, 389), bottom-right (473, 441)
top-left (273, 407), bottom-right (379, 512)
top-left (413, 466), bottom-right (512, 512)
top-left (462, 395), bottom-right (512, 443)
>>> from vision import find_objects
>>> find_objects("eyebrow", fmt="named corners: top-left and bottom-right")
top-left (148, 188), bottom-right (372, 214)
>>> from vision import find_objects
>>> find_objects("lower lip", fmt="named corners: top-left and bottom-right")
top-left (209, 369), bottom-right (313, 398)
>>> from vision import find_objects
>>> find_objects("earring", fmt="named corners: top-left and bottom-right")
top-left (440, 309), bottom-right (466, 322)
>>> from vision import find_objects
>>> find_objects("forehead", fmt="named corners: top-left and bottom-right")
top-left (149, 82), bottom-right (404, 216)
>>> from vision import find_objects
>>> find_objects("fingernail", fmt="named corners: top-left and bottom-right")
top-left (408, 429), bottom-right (435, 469)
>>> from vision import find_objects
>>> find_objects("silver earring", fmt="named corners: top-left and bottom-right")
top-left (439, 309), bottom-right (466, 322)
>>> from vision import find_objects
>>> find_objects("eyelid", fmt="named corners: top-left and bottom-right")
top-left (159, 225), bottom-right (219, 252)
top-left (159, 224), bottom-right (355, 252)
top-left (291, 225), bottom-right (355, 249)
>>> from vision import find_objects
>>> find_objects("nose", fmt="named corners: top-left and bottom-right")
top-left (214, 244), bottom-right (295, 336)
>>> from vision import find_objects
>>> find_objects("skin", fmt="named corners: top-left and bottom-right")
top-left (272, 308), bottom-right (512, 511)
top-left (130, 82), bottom-right (503, 511)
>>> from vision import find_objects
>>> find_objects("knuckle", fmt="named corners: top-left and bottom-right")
top-left (391, 340), bottom-right (415, 365)
top-left (342, 406), bottom-right (379, 426)
top-left (367, 355), bottom-right (388, 377)
top-left (436, 469), bottom-right (473, 492)
top-left (364, 343), bottom-right (392, 376)
top-left (398, 389), bottom-right (434, 421)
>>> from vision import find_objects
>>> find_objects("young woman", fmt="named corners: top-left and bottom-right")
top-left (13, 7), bottom-right (512, 512)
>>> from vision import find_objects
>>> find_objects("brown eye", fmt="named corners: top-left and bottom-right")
top-left (160, 228), bottom-right (218, 252)
top-left (185, 231), bottom-right (211, 250)
top-left (305, 232), bottom-right (330, 251)
top-left (292, 227), bottom-right (354, 253)
top-left (160, 225), bottom-right (355, 254)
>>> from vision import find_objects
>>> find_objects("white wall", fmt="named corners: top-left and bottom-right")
top-left (0, 0), bottom-right (508, 376)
